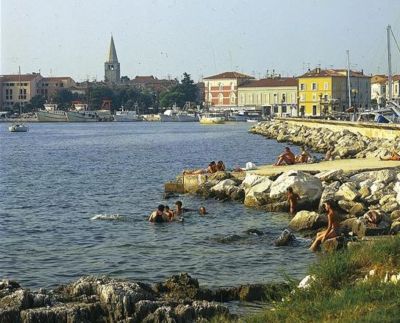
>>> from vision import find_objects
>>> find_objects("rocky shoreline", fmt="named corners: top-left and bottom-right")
top-left (178, 121), bottom-right (400, 250)
top-left (0, 273), bottom-right (289, 322)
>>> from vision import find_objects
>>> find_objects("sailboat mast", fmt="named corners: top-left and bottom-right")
top-left (387, 25), bottom-right (393, 101)
top-left (346, 50), bottom-right (352, 110)
top-left (18, 66), bottom-right (22, 115)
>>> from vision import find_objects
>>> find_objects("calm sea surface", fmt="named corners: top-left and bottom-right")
top-left (0, 122), bottom-right (315, 290)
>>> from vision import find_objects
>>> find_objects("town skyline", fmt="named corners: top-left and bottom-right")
top-left (2, 0), bottom-right (400, 82)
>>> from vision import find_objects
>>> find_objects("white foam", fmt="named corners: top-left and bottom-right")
top-left (91, 214), bottom-right (125, 221)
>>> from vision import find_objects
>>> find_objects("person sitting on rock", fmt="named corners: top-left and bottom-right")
top-left (286, 187), bottom-right (300, 215)
top-left (148, 204), bottom-right (169, 223)
top-left (216, 160), bottom-right (226, 171)
top-left (324, 146), bottom-right (335, 161)
top-left (380, 149), bottom-right (400, 161)
top-left (309, 200), bottom-right (340, 252)
top-left (274, 147), bottom-right (295, 166)
top-left (295, 146), bottom-right (312, 164)
top-left (364, 210), bottom-right (382, 227)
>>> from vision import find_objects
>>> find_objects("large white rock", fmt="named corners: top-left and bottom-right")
top-left (319, 181), bottom-right (341, 212)
top-left (211, 179), bottom-right (237, 194)
top-left (350, 169), bottom-right (397, 184)
top-left (314, 169), bottom-right (344, 182)
top-left (335, 182), bottom-right (359, 201)
top-left (370, 182), bottom-right (386, 195)
top-left (241, 173), bottom-right (264, 187)
top-left (269, 170), bottom-right (323, 201)
top-left (288, 210), bottom-right (327, 231)
top-left (244, 177), bottom-right (274, 206)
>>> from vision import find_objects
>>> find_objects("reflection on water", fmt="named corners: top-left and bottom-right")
top-left (0, 122), bottom-right (314, 289)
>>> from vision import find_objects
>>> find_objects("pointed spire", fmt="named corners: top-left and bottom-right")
top-left (107, 36), bottom-right (118, 63)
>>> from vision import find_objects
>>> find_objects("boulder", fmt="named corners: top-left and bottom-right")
top-left (288, 211), bottom-right (327, 232)
top-left (335, 182), bottom-right (359, 201)
top-left (370, 182), bottom-right (386, 195)
top-left (240, 173), bottom-right (265, 189)
top-left (359, 186), bottom-right (371, 199)
top-left (391, 210), bottom-right (400, 221)
top-left (314, 169), bottom-right (344, 182)
top-left (229, 187), bottom-right (245, 202)
top-left (319, 181), bottom-right (341, 212)
top-left (390, 220), bottom-right (400, 234)
top-left (381, 201), bottom-right (399, 214)
top-left (274, 229), bottom-right (296, 246)
top-left (210, 179), bottom-right (237, 198)
top-left (269, 170), bottom-right (323, 202)
top-left (321, 236), bottom-right (345, 252)
top-left (243, 177), bottom-right (274, 206)
top-left (350, 169), bottom-right (397, 184)
top-left (337, 200), bottom-right (365, 216)
top-left (339, 217), bottom-right (358, 234)
top-left (352, 218), bottom-right (391, 238)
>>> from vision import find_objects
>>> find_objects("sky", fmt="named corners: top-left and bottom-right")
top-left (1, 0), bottom-right (400, 82)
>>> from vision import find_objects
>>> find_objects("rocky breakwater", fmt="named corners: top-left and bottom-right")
top-left (0, 273), bottom-right (289, 323)
top-left (250, 120), bottom-right (400, 158)
top-left (193, 167), bottom-right (400, 248)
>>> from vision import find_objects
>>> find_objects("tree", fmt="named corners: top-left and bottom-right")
top-left (158, 73), bottom-right (199, 108)
top-left (29, 95), bottom-right (46, 111)
top-left (52, 89), bottom-right (74, 110)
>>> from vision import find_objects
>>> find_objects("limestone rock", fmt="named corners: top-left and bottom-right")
top-left (240, 173), bottom-right (265, 189)
top-left (337, 200), bottom-right (365, 216)
top-left (352, 219), bottom-right (391, 238)
top-left (391, 210), bottom-right (400, 221)
top-left (244, 177), bottom-right (273, 206)
top-left (270, 170), bottom-right (322, 202)
top-left (335, 182), bottom-right (359, 201)
top-left (339, 217), bottom-right (358, 234)
top-left (321, 236), bottom-right (345, 253)
top-left (350, 169), bottom-right (397, 184)
top-left (319, 181), bottom-right (341, 212)
top-left (288, 211), bottom-right (327, 231)
top-left (359, 186), bottom-right (370, 199)
top-left (381, 201), bottom-right (399, 214)
top-left (274, 229), bottom-right (296, 246)
top-left (390, 220), bottom-right (400, 234)
top-left (315, 169), bottom-right (344, 182)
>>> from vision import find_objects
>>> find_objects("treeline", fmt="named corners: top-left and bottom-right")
top-left (24, 73), bottom-right (200, 114)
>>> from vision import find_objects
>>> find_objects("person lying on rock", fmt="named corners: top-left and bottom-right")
top-left (309, 200), bottom-right (340, 252)
top-left (295, 146), bottom-right (312, 164)
top-left (148, 204), bottom-right (169, 223)
top-left (363, 210), bottom-right (382, 227)
top-left (324, 146), bottom-right (335, 161)
top-left (380, 149), bottom-right (400, 161)
top-left (183, 161), bottom-right (218, 175)
top-left (274, 147), bottom-right (295, 166)
top-left (287, 187), bottom-right (300, 215)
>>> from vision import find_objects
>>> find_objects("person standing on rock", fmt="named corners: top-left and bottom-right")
top-left (309, 200), bottom-right (340, 252)
top-left (287, 187), bottom-right (300, 215)
top-left (274, 147), bottom-right (295, 166)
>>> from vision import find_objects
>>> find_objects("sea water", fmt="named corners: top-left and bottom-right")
top-left (0, 122), bottom-right (315, 289)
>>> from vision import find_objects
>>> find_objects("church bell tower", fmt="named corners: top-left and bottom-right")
top-left (104, 36), bottom-right (120, 84)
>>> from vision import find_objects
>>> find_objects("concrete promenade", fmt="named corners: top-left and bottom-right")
top-left (254, 158), bottom-right (400, 176)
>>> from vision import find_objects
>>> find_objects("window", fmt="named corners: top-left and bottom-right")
top-left (324, 94), bottom-right (328, 101)
top-left (281, 93), bottom-right (286, 102)
top-left (273, 105), bottom-right (279, 113)
top-left (312, 83), bottom-right (317, 91)
top-left (282, 105), bottom-right (287, 113)
top-left (312, 105), bottom-right (317, 115)
top-left (300, 83), bottom-right (305, 91)
top-left (324, 82), bottom-right (329, 90)
top-left (300, 94), bottom-right (305, 102)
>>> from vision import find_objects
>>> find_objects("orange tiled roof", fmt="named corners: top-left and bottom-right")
top-left (0, 74), bottom-right (42, 82)
top-left (203, 71), bottom-right (254, 80)
top-left (240, 77), bottom-right (297, 88)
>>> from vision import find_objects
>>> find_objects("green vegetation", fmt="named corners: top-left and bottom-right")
top-left (245, 236), bottom-right (400, 323)
top-left (159, 73), bottom-right (199, 108)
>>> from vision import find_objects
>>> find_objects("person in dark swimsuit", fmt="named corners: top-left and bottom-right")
top-left (309, 200), bottom-right (340, 252)
top-left (148, 204), bottom-right (168, 223)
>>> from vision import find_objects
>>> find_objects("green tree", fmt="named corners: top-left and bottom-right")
top-left (158, 73), bottom-right (199, 108)
top-left (29, 95), bottom-right (46, 110)
top-left (52, 89), bottom-right (74, 109)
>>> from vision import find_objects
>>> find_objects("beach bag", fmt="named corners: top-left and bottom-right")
top-left (245, 162), bottom-right (257, 170)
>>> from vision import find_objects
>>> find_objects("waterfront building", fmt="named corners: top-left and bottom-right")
top-left (130, 75), bottom-right (177, 92)
top-left (0, 73), bottom-right (43, 110)
top-left (203, 72), bottom-right (254, 108)
top-left (371, 74), bottom-right (387, 106)
top-left (386, 75), bottom-right (400, 101)
top-left (238, 77), bottom-right (298, 116)
top-left (104, 36), bottom-right (120, 84)
top-left (298, 68), bottom-right (371, 116)
top-left (38, 77), bottom-right (76, 99)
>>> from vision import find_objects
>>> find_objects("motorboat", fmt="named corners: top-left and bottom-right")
top-left (36, 104), bottom-right (68, 122)
top-left (228, 110), bottom-right (248, 122)
top-left (159, 109), bottom-right (199, 122)
top-left (246, 119), bottom-right (259, 123)
top-left (199, 113), bottom-right (225, 124)
top-left (114, 109), bottom-right (142, 122)
top-left (9, 123), bottom-right (28, 132)
top-left (67, 103), bottom-right (98, 122)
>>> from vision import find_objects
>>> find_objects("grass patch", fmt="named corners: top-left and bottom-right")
top-left (246, 236), bottom-right (400, 323)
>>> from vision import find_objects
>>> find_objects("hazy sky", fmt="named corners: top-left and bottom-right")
top-left (2, 0), bottom-right (400, 82)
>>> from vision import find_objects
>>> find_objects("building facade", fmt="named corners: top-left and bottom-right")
top-left (238, 77), bottom-right (298, 116)
top-left (386, 75), bottom-right (400, 101)
top-left (0, 74), bottom-right (43, 110)
top-left (298, 68), bottom-right (371, 116)
top-left (38, 77), bottom-right (76, 98)
top-left (104, 36), bottom-right (120, 84)
top-left (203, 72), bottom-right (254, 107)
top-left (371, 74), bottom-right (387, 106)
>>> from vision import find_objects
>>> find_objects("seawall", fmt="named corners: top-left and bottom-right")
top-left (275, 117), bottom-right (400, 140)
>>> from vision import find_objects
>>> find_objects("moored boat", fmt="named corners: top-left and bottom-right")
top-left (9, 123), bottom-right (28, 132)
top-left (114, 110), bottom-right (142, 122)
top-left (159, 109), bottom-right (199, 122)
top-left (36, 104), bottom-right (68, 122)
top-left (199, 113), bottom-right (225, 124)
top-left (66, 103), bottom-right (98, 122)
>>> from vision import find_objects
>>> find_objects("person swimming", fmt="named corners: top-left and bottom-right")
top-left (198, 206), bottom-right (207, 215)
top-left (148, 204), bottom-right (169, 223)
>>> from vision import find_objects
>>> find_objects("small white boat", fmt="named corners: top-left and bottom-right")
top-left (246, 119), bottom-right (259, 123)
top-left (159, 109), bottom-right (199, 122)
top-left (199, 113), bottom-right (225, 124)
top-left (9, 123), bottom-right (28, 132)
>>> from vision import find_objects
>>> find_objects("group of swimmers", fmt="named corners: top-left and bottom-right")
top-left (148, 200), bottom-right (207, 223)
